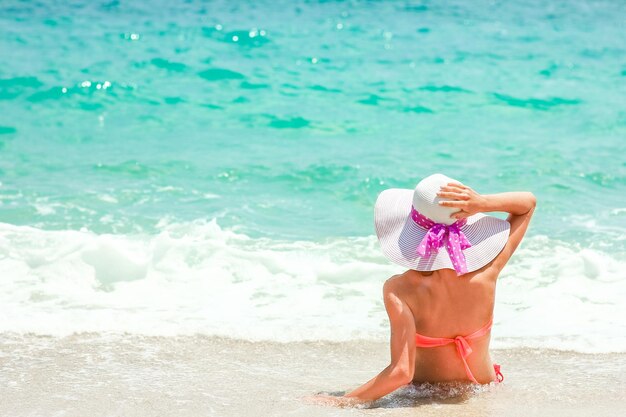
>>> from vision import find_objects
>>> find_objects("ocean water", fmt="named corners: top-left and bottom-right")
top-left (1, 0), bottom-right (625, 352)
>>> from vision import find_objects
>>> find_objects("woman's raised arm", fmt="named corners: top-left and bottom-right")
top-left (438, 183), bottom-right (536, 273)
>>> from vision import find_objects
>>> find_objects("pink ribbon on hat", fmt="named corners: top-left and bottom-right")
top-left (410, 206), bottom-right (472, 276)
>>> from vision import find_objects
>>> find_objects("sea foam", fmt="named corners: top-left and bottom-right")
top-left (0, 220), bottom-right (624, 352)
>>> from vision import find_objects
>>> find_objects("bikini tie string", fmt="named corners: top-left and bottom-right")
top-left (454, 335), bottom-right (473, 358)
top-left (494, 364), bottom-right (504, 382)
top-left (411, 206), bottom-right (472, 276)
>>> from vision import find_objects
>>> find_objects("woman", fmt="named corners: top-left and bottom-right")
top-left (310, 173), bottom-right (536, 406)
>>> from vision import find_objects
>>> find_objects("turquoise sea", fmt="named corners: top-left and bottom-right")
top-left (0, 1), bottom-right (625, 350)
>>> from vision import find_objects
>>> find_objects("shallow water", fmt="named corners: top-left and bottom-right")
top-left (1, 334), bottom-right (625, 417)
top-left (1, 0), bottom-right (624, 241)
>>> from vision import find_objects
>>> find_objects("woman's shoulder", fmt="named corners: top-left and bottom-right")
top-left (383, 270), bottom-right (428, 295)
top-left (383, 273), bottom-right (403, 290)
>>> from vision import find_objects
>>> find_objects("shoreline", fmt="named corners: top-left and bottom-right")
top-left (1, 333), bottom-right (625, 416)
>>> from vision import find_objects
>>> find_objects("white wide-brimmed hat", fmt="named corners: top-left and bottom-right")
top-left (374, 173), bottom-right (510, 275)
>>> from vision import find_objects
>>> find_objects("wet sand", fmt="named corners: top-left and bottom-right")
top-left (1, 333), bottom-right (625, 417)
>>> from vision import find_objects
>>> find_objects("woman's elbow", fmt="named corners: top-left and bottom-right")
top-left (389, 364), bottom-right (414, 386)
top-left (522, 192), bottom-right (537, 212)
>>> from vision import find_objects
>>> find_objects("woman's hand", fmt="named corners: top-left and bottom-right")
top-left (436, 182), bottom-right (488, 220)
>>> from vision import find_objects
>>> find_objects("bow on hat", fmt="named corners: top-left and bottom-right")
top-left (411, 206), bottom-right (472, 275)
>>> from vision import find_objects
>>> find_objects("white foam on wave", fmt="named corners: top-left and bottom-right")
top-left (0, 220), bottom-right (396, 342)
top-left (493, 235), bottom-right (626, 352)
top-left (0, 221), bottom-right (624, 352)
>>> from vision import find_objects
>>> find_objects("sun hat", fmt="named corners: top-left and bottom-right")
top-left (374, 173), bottom-right (510, 275)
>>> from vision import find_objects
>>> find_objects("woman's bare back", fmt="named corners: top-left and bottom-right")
top-left (391, 267), bottom-right (498, 384)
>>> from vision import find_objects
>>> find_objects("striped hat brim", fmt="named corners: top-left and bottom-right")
top-left (374, 188), bottom-right (511, 273)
